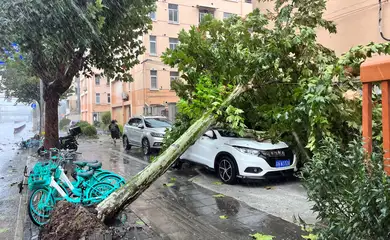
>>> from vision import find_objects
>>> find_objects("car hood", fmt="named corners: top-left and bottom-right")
top-left (225, 138), bottom-right (288, 150)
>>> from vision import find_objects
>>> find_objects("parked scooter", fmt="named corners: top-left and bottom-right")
top-left (37, 126), bottom-right (82, 155)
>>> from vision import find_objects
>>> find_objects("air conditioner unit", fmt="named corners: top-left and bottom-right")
top-left (122, 92), bottom-right (129, 100)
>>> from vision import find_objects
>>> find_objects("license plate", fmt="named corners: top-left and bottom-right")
top-left (275, 160), bottom-right (290, 168)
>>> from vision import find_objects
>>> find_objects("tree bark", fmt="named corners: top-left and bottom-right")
top-left (96, 84), bottom-right (247, 221)
top-left (43, 92), bottom-right (59, 149)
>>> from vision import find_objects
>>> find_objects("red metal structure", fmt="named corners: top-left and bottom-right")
top-left (361, 56), bottom-right (390, 175)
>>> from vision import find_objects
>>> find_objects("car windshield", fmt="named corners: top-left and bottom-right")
top-left (144, 118), bottom-right (172, 128)
top-left (217, 130), bottom-right (239, 138)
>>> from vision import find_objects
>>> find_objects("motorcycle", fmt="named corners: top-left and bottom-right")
top-left (37, 126), bottom-right (82, 155)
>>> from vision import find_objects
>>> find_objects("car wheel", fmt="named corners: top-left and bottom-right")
top-left (142, 138), bottom-right (151, 155)
top-left (217, 156), bottom-right (237, 184)
top-left (123, 136), bottom-right (131, 150)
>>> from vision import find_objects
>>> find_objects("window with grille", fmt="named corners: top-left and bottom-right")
top-left (168, 4), bottom-right (179, 23)
top-left (95, 93), bottom-right (100, 104)
top-left (95, 75), bottom-right (100, 85)
top-left (169, 38), bottom-right (179, 50)
top-left (150, 35), bottom-right (157, 55)
top-left (150, 70), bottom-right (158, 89)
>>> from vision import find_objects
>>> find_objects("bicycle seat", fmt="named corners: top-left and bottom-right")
top-left (74, 160), bottom-right (98, 167)
top-left (87, 162), bottom-right (102, 169)
top-left (76, 170), bottom-right (94, 179)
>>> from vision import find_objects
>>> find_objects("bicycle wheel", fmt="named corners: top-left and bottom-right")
top-left (87, 182), bottom-right (115, 204)
top-left (28, 188), bottom-right (55, 226)
top-left (99, 175), bottom-right (125, 188)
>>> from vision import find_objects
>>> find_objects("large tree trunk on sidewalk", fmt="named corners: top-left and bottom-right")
top-left (44, 92), bottom-right (59, 149)
top-left (96, 84), bottom-right (247, 221)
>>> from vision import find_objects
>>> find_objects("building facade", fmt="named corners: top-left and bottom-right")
top-left (65, 78), bottom-right (81, 122)
top-left (111, 0), bottom-right (253, 125)
top-left (253, 0), bottom-right (390, 56)
top-left (80, 71), bottom-right (111, 124)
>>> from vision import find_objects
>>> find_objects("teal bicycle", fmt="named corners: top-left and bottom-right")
top-left (27, 149), bottom-right (123, 226)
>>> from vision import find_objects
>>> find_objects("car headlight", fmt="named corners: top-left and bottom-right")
top-left (259, 150), bottom-right (286, 157)
top-left (234, 146), bottom-right (260, 155)
top-left (150, 132), bottom-right (164, 138)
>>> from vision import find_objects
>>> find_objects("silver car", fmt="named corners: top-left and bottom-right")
top-left (122, 115), bottom-right (172, 155)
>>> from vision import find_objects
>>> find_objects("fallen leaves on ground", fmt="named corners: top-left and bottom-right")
top-left (249, 232), bottom-right (275, 240)
top-left (135, 220), bottom-right (145, 226)
top-left (213, 181), bottom-right (223, 185)
top-left (264, 186), bottom-right (274, 190)
top-left (302, 233), bottom-right (318, 240)
top-left (170, 177), bottom-right (177, 182)
top-left (212, 194), bottom-right (225, 198)
top-left (163, 183), bottom-right (175, 187)
top-left (219, 215), bottom-right (228, 219)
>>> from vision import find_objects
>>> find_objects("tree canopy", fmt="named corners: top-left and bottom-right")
top-left (0, 57), bottom-right (40, 105)
top-left (0, 0), bottom-right (155, 147)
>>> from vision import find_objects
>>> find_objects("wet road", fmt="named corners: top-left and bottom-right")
top-left (0, 122), bottom-right (35, 240)
top-left (19, 134), bottom-right (311, 239)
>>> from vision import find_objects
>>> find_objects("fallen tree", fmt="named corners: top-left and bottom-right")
top-left (96, 84), bottom-right (247, 220)
top-left (96, 0), bottom-right (390, 223)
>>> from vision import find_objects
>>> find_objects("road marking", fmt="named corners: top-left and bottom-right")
top-left (13, 155), bottom-right (31, 240)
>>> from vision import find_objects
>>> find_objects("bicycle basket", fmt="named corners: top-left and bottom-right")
top-left (27, 162), bottom-right (55, 190)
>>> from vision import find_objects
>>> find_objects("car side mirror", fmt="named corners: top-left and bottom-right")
top-left (203, 130), bottom-right (214, 139)
top-left (138, 124), bottom-right (144, 129)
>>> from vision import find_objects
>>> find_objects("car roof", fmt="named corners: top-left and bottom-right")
top-left (131, 115), bottom-right (167, 119)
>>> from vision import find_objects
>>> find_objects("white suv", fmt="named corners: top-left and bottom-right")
top-left (179, 129), bottom-right (297, 184)
top-left (122, 116), bottom-right (171, 155)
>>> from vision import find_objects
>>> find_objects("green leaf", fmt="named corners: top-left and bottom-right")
top-left (212, 194), bottom-right (225, 198)
top-left (302, 233), bottom-right (318, 240)
top-left (163, 183), bottom-right (175, 187)
top-left (135, 220), bottom-right (145, 226)
top-left (0, 228), bottom-right (8, 233)
top-left (213, 181), bottom-right (223, 185)
top-left (249, 233), bottom-right (275, 240)
top-left (219, 215), bottom-right (228, 219)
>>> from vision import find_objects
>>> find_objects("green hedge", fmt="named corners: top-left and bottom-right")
top-left (76, 121), bottom-right (97, 137)
top-left (83, 125), bottom-right (97, 136)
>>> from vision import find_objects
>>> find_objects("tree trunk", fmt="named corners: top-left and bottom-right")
top-left (44, 93), bottom-right (59, 149)
top-left (96, 84), bottom-right (247, 221)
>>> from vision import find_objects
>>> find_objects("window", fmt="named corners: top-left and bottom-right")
top-left (150, 11), bottom-right (156, 21)
top-left (170, 71), bottom-right (179, 88)
top-left (95, 93), bottom-right (100, 104)
top-left (223, 12), bottom-right (233, 20)
top-left (95, 75), bottom-right (100, 85)
top-left (128, 118), bottom-right (141, 127)
top-left (169, 38), bottom-right (179, 50)
top-left (149, 35), bottom-right (156, 55)
top-left (144, 118), bottom-right (172, 128)
top-left (150, 70), bottom-right (157, 89)
top-left (168, 4), bottom-right (178, 23)
top-left (199, 9), bottom-right (213, 23)
top-left (245, 0), bottom-right (252, 3)
top-left (107, 93), bottom-right (111, 103)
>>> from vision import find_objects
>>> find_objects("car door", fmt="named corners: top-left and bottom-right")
top-left (188, 130), bottom-right (220, 168)
top-left (132, 118), bottom-right (144, 145)
top-left (126, 118), bottom-right (139, 144)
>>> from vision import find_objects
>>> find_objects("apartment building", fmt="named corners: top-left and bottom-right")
top-left (65, 78), bottom-right (81, 122)
top-left (80, 71), bottom-right (111, 124)
top-left (111, 0), bottom-right (253, 125)
top-left (253, 0), bottom-right (390, 55)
